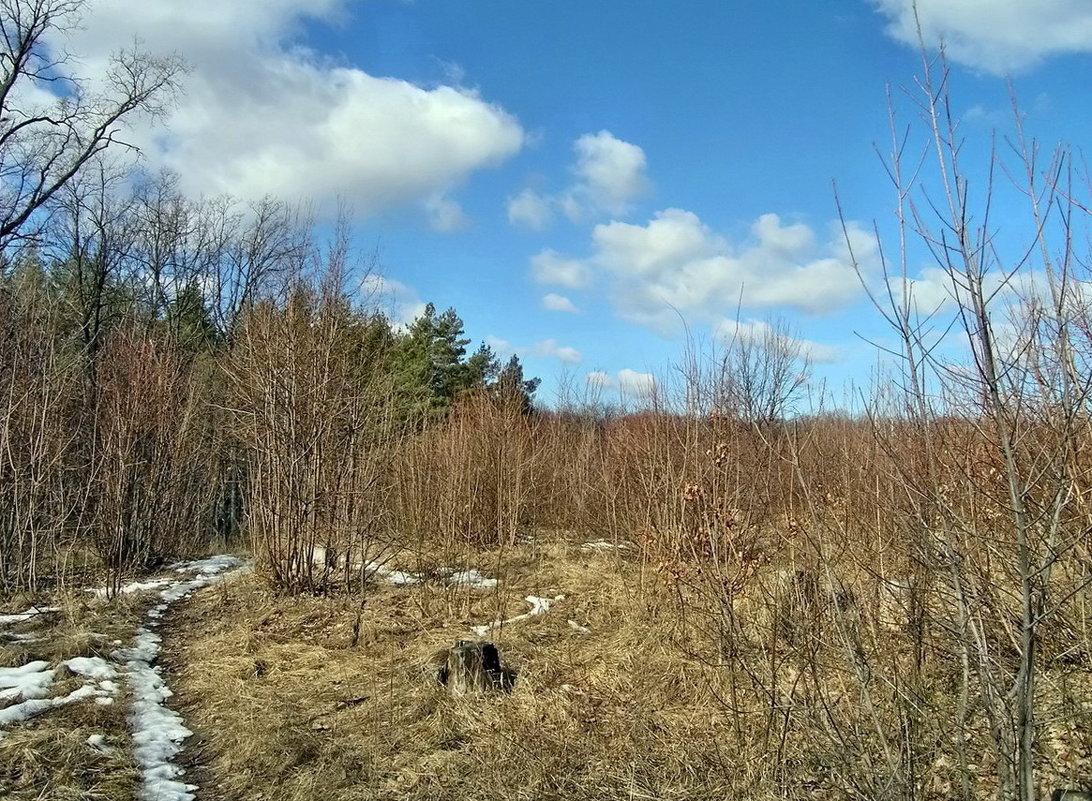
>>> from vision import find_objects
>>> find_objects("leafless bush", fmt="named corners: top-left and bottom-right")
top-left (87, 330), bottom-right (218, 589)
top-left (226, 255), bottom-right (396, 594)
top-left (0, 264), bottom-right (82, 591)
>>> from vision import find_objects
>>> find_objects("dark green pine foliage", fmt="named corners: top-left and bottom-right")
top-left (389, 303), bottom-right (540, 422)
top-left (165, 280), bottom-right (220, 354)
top-left (390, 303), bottom-right (472, 420)
top-left (494, 354), bottom-right (541, 414)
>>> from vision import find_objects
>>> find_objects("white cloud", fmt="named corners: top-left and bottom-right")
top-left (485, 335), bottom-right (582, 365)
top-left (585, 371), bottom-right (615, 390)
top-left (887, 266), bottom-right (958, 314)
top-left (872, 0), bottom-right (1092, 74)
top-left (618, 369), bottom-right (657, 398)
top-left (507, 130), bottom-right (648, 229)
top-left (507, 189), bottom-right (553, 230)
top-left (424, 194), bottom-right (469, 232)
top-left (531, 249), bottom-right (591, 289)
top-left (562, 130), bottom-right (649, 221)
top-left (584, 369), bottom-right (656, 398)
top-left (361, 274), bottom-right (427, 325)
top-left (532, 339), bottom-right (583, 365)
top-left (715, 318), bottom-right (840, 364)
top-left (534, 209), bottom-right (873, 334)
top-left (541, 293), bottom-right (579, 313)
top-left (55, 0), bottom-right (523, 219)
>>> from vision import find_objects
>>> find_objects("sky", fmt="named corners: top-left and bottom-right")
top-left (50, 0), bottom-right (1092, 407)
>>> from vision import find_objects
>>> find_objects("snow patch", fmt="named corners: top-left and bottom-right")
top-left (471, 594), bottom-right (565, 637)
top-left (1, 632), bottom-right (43, 643)
top-left (65, 656), bottom-right (118, 681)
top-left (0, 660), bottom-right (55, 701)
top-left (113, 555), bottom-right (243, 801)
top-left (0, 557), bottom-right (243, 750)
top-left (87, 732), bottom-right (114, 753)
top-left (0, 680), bottom-right (113, 736)
top-left (89, 579), bottom-right (172, 599)
top-left (581, 540), bottom-right (631, 551)
top-left (448, 569), bottom-right (498, 589)
top-left (0, 606), bottom-right (60, 626)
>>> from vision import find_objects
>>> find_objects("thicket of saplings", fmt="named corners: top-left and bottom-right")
top-left (3, 65), bottom-right (1092, 801)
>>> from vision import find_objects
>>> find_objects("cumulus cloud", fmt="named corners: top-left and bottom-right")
top-left (584, 369), bottom-right (657, 398)
top-left (508, 130), bottom-right (648, 229)
top-left (54, 0), bottom-right (523, 220)
top-left (507, 189), bottom-right (553, 230)
top-left (872, 0), bottom-right (1092, 74)
top-left (618, 369), bottom-right (657, 398)
top-left (541, 293), bottom-right (579, 313)
top-left (531, 249), bottom-right (592, 289)
top-left (715, 318), bottom-right (840, 364)
top-left (485, 335), bottom-right (583, 365)
top-left (532, 209), bottom-right (874, 334)
top-left (585, 371), bottom-right (615, 390)
top-left (424, 195), bottom-right (470, 232)
top-left (561, 130), bottom-right (649, 221)
top-left (532, 339), bottom-right (582, 364)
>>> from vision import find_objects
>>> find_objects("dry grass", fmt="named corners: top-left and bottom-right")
top-left (0, 588), bottom-right (149, 799)
top-left (166, 539), bottom-right (769, 801)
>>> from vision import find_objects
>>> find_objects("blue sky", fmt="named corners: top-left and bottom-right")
top-left (61, 0), bottom-right (1092, 406)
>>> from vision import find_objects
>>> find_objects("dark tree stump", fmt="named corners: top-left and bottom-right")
top-left (437, 639), bottom-right (515, 694)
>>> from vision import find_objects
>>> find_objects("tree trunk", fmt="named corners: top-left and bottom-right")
top-left (439, 640), bottom-right (514, 694)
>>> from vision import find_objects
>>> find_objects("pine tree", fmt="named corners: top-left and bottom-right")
top-left (494, 354), bottom-right (541, 414)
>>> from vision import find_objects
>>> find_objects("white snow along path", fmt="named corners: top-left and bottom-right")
top-left (0, 555), bottom-right (243, 770)
top-left (111, 555), bottom-right (245, 801)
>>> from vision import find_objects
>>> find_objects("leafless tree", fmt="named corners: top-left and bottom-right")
top-left (838, 35), bottom-right (1092, 800)
top-left (716, 315), bottom-right (812, 425)
top-left (0, 0), bottom-right (181, 247)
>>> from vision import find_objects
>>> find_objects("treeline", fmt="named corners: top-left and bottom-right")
top-left (0, 167), bottom-right (542, 594)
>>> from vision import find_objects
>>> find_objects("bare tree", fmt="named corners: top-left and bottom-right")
top-left (0, 0), bottom-right (181, 247)
top-left (717, 315), bottom-right (812, 425)
top-left (837, 36), bottom-right (1092, 800)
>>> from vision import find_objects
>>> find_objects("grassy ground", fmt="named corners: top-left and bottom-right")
top-left (164, 540), bottom-right (759, 801)
top-left (0, 588), bottom-right (145, 800)
top-left (5, 541), bottom-right (1092, 800)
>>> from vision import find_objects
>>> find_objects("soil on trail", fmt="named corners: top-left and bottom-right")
top-left (158, 606), bottom-right (229, 801)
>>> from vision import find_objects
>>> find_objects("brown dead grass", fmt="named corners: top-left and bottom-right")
top-left (166, 541), bottom-right (769, 801)
top-left (0, 588), bottom-right (150, 799)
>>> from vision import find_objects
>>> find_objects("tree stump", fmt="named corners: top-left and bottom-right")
top-left (437, 639), bottom-right (515, 694)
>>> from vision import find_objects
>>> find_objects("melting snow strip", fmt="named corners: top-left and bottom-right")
top-left (581, 540), bottom-right (632, 551)
top-left (2, 632), bottom-right (43, 643)
top-left (470, 594), bottom-right (565, 637)
top-left (0, 557), bottom-right (242, 753)
top-left (110, 554), bottom-right (244, 801)
top-left (88, 579), bottom-right (172, 599)
top-left (313, 548), bottom-right (507, 590)
top-left (0, 606), bottom-right (61, 627)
